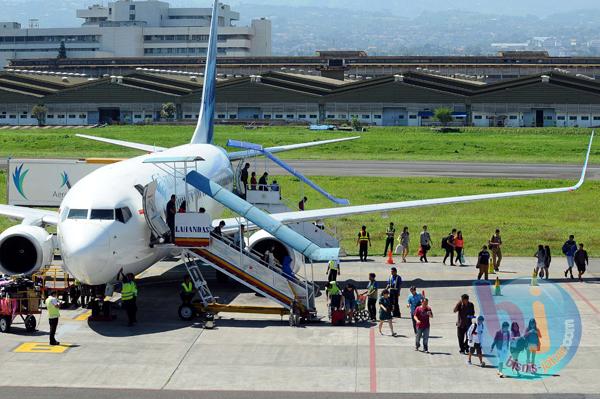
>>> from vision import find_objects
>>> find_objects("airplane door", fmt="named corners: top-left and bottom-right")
top-left (142, 181), bottom-right (171, 239)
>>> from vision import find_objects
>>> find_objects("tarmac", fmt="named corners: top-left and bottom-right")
top-left (0, 255), bottom-right (598, 397)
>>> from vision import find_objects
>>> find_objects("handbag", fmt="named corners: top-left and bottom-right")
top-left (417, 246), bottom-right (424, 257)
top-left (395, 244), bottom-right (403, 254)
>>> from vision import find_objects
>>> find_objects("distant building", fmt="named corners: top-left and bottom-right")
top-left (2, 69), bottom-right (600, 128)
top-left (0, 0), bottom-right (271, 69)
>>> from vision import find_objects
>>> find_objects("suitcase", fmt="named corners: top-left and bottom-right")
top-left (331, 309), bottom-right (345, 326)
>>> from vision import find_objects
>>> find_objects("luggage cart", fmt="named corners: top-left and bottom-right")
top-left (0, 289), bottom-right (42, 333)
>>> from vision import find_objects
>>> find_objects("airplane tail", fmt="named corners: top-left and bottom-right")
top-left (190, 0), bottom-right (219, 144)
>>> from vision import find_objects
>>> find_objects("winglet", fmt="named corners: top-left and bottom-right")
top-left (572, 131), bottom-right (594, 191)
top-left (190, 0), bottom-right (219, 144)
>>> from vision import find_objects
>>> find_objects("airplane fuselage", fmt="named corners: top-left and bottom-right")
top-left (57, 144), bottom-right (234, 284)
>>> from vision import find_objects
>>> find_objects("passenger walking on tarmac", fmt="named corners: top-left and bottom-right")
top-left (400, 226), bottom-right (410, 263)
top-left (491, 321), bottom-right (511, 378)
top-left (489, 229), bottom-right (503, 271)
top-left (250, 172), bottom-right (257, 190)
top-left (419, 225), bottom-right (432, 263)
top-left (387, 267), bottom-right (402, 318)
top-left (383, 222), bottom-right (396, 256)
top-left (467, 315), bottom-right (486, 367)
top-left (45, 291), bottom-right (61, 346)
top-left (378, 289), bottom-right (396, 336)
top-left (454, 294), bottom-right (475, 354)
top-left (575, 243), bottom-right (589, 282)
top-left (414, 298), bottom-right (433, 353)
top-left (326, 259), bottom-right (340, 282)
top-left (406, 286), bottom-right (423, 333)
top-left (357, 225), bottom-right (371, 262)
top-left (454, 231), bottom-right (465, 266)
top-left (326, 281), bottom-right (342, 317)
top-left (342, 283), bottom-right (358, 323)
top-left (442, 229), bottom-right (457, 266)
top-left (298, 196), bottom-right (308, 211)
top-left (543, 245), bottom-right (551, 280)
top-left (166, 194), bottom-right (177, 242)
top-left (476, 245), bottom-right (491, 281)
top-left (525, 318), bottom-right (542, 371)
top-left (180, 275), bottom-right (195, 304)
top-left (534, 245), bottom-right (546, 276)
top-left (118, 268), bottom-right (138, 326)
top-left (363, 273), bottom-right (378, 321)
top-left (562, 234), bottom-right (577, 279)
top-left (240, 163), bottom-right (250, 194)
top-left (509, 322), bottom-right (524, 375)
top-left (258, 172), bottom-right (269, 191)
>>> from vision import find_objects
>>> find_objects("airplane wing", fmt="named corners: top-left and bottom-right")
top-left (0, 204), bottom-right (59, 226)
top-left (227, 136), bottom-right (360, 161)
top-left (217, 132), bottom-right (593, 229)
top-left (76, 134), bottom-right (166, 153)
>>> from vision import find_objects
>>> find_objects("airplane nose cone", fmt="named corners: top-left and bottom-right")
top-left (59, 222), bottom-right (112, 285)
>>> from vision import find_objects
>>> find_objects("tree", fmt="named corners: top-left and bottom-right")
top-left (351, 116), bottom-right (362, 131)
top-left (57, 41), bottom-right (67, 59)
top-left (434, 107), bottom-right (454, 126)
top-left (31, 104), bottom-right (48, 126)
top-left (160, 102), bottom-right (176, 120)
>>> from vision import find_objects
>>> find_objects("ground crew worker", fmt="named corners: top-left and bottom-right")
top-left (118, 268), bottom-right (138, 326)
top-left (180, 275), bottom-right (195, 304)
top-left (45, 291), bottom-right (61, 346)
top-left (326, 259), bottom-right (340, 282)
top-left (383, 222), bottom-right (396, 256)
top-left (357, 225), bottom-right (371, 262)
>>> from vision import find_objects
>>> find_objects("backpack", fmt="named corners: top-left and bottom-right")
top-left (441, 236), bottom-right (449, 249)
top-left (562, 242), bottom-right (569, 255)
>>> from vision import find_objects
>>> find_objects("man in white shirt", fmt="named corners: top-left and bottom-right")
top-left (467, 315), bottom-right (486, 367)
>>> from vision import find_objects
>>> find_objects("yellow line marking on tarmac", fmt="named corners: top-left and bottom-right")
top-left (73, 310), bottom-right (92, 321)
top-left (13, 342), bottom-right (72, 354)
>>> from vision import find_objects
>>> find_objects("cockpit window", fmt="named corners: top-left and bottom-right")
top-left (90, 209), bottom-right (115, 220)
top-left (115, 207), bottom-right (132, 224)
top-left (67, 209), bottom-right (88, 219)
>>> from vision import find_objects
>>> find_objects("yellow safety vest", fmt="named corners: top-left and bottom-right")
top-left (327, 283), bottom-right (341, 296)
top-left (359, 231), bottom-right (370, 242)
top-left (45, 296), bottom-right (60, 319)
top-left (328, 260), bottom-right (338, 271)
top-left (121, 281), bottom-right (137, 301)
top-left (182, 281), bottom-right (194, 293)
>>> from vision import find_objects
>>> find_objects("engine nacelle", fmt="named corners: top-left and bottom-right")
top-left (0, 225), bottom-right (54, 276)
top-left (247, 230), bottom-right (304, 273)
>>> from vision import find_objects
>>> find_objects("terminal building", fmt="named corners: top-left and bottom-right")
top-left (1, 68), bottom-right (600, 127)
top-left (0, 0), bottom-right (271, 70)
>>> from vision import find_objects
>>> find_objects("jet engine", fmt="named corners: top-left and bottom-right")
top-left (247, 230), bottom-right (304, 273)
top-left (0, 225), bottom-right (54, 275)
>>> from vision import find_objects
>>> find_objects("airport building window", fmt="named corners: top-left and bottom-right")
top-left (144, 114), bottom-right (153, 119)
top-left (275, 114), bottom-right (283, 119)
top-left (557, 116), bottom-right (565, 120)
top-left (338, 114), bottom-right (347, 119)
top-left (298, 114), bottom-right (306, 119)
top-left (79, 114), bottom-right (86, 119)
top-left (263, 114), bottom-right (271, 119)
top-left (594, 116), bottom-right (600, 121)
top-left (134, 114), bottom-right (142, 119)
top-left (9, 115), bottom-right (16, 119)
top-left (309, 114), bottom-right (317, 119)
top-left (90, 209), bottom-right (115, 220)
top-left (68, 209), bottom-right (88, 219)
top-left (68, 114), bottom-right (76, 119)
top-left (569, 116), bottom-right (577, 120)
top-left (581, 116), bottom-right (590, 120)
top-left (58, 114), bottom-right (65, 118)
top-left (229, 114), bottom-right (237, 119)
top-left (326, 114), bottom-right (335, 119)
top-left (116, 207), bottom-right (132, 224)
top-left (409, 115), bottom-right (417, 119)
top-left (0, 115), bottom-right (5, 119)
top-left (374, 115), bottom-right (382, 119)
top-left (362, 114), bottom-right (370, 119)
top-left (286, 114), bottom-right (294, 119)
top-left (474, 115), bottom-right (482, 120)
top-left (509, 115), bottom-right (518, 120)
top-left (545, 116), bottom-right (553, 120)
top-left (217, 114), bottom-right (226, 119)
top-left (184, 114), bottom-right (192, 119)
top-left (47, 115), bottom-right (54, 119)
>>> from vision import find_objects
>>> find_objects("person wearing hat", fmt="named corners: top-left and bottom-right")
top-left (467, 315), bottom-right (486, 367)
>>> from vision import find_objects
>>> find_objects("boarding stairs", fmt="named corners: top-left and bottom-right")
top-left (180, 233), bottom-right (317, 314)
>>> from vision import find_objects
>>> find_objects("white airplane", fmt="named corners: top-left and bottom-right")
top-left (0, 0), bottom-right (594, 285)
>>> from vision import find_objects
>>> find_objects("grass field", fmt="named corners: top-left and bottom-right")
top-left (0, 125), bottom-right (598, 164)
top-left (1, 170), bottom-right (596, 257)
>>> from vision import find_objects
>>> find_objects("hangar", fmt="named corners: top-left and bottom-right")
top-left (1, 69), bottom-right (600, 127)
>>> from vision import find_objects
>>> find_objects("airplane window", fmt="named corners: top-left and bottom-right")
top-left (90, 209), bottom-right (115, 220)
top-left (67, 209), bottom-right (88, 219)
top-left (115, 207), bottom-right (132, 224)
